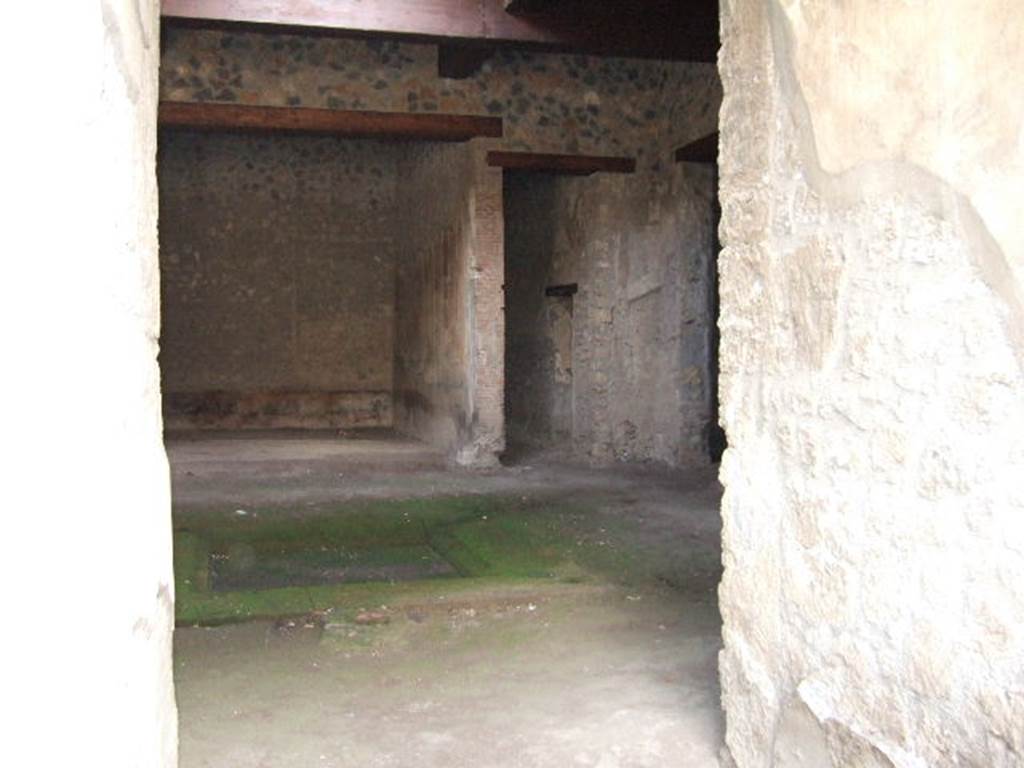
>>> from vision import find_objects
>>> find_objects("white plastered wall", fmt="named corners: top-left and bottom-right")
top-left (1, 1), bottom-right (177, 765)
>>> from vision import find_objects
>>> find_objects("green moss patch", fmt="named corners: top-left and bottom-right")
top-left (209, 543), bottom-right (458, 591)
top-left (173, 494), bottom-right (612, 626)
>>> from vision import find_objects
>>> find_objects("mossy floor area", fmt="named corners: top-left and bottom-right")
top-left (169, 434), bottom-right (725, 767)
top-left (174, 494), bottom-right (644, 626)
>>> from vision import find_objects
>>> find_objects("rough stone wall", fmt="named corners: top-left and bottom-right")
top-left (160, 26), bottom-right (720, 171)
top-left (158, 132), bottom-right (398, 429)
top-left (717, 1), bottom-right (1024, 766)
top-left (3, 1), bottom-right (177, 765)
top-left (505, 162), bottom-right (716, 467)
top-left (394, 142), bottom-right (505, 465)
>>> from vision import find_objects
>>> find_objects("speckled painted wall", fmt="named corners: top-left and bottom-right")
top-left (158, 131), bottom-right (399, 429)
top-left (160, 27), bottom-right (720, 170)
top-left (505, 161), bottom-right (716, 467)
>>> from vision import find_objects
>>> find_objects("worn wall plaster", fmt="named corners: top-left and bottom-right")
top-left (505, 163), bottom-right (716, 466)
top-left (394, 142), bottom-right (505, 465)
top-left (717, 1), bottom-right (1024, 765)
top-left (158, 132), bottom-right (399, 429)
top-left (3, 0), bottom-right (177, 765)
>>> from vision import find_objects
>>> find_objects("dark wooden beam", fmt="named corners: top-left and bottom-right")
top-left (544, 282), bottom-right (578, 297)
top-left (438, 44), bottom-right (494, 79)
top-left (159, 101), bottom-right (503, 141)
top-left (503, 0), bottom-right (559, 14)
top-left (162, 0), bottom-right (482, 39)
top-left (674, 132), bottom-right (718, 164)
top-left (162, 0), bottom-right (719, 63)
top-left (481, 0), bottom-right (718, 62)
top-left (487, 151), bottom-right (635, 175)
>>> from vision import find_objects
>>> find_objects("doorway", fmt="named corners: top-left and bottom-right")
top-left (158, 18), bottom-right (727, 768)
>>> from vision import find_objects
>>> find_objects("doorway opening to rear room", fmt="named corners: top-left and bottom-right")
top-left (158, 8), bottom-right (726, 766)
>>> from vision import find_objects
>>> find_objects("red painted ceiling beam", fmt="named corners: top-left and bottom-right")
top-left (159, 101), bottom-right (503, 141)
top-left (161, 0), bottom-right (719, 62)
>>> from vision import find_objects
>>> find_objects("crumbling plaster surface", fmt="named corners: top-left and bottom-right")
top-left (158, 132), bottom-right (398, 429)
top-left (4, 1), bottom-right (176, 766)
top-left (394, 143), bottom-right (505, 466)
top-left (717, 1), bottom-right (1024, 766)
top-left (505, 163), bottom-right (716, 467)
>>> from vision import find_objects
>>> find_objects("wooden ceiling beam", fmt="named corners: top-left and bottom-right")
top-left (487, 151), bottom-right (635, 175)
top-left (161, 0), bottom-right (719, 62)
top-left (438, 44), bottom-right (494, 79)
top-left (674, 132), bottom-right (718, 164)
top-left (162, 0), bottom-right (482, 40)
top-left (503, 0), bottom-right (560, 14)
top-left (159, 101), bottom-right (504, 141)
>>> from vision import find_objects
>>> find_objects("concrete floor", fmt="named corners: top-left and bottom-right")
top-left (169, 431), bottom-right (725, 767)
